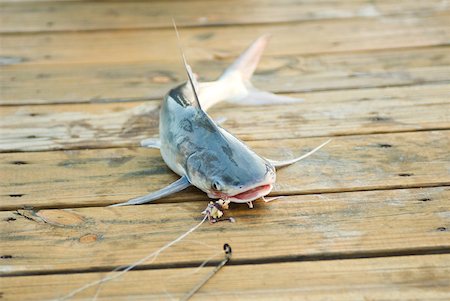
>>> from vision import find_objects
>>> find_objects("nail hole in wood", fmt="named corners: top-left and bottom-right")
top-left (398, 173), bottom-right (413, 177)
top-left (378, 143), bottom-right (392, 148)
top-left (371, 116), bottom-right (390, 122)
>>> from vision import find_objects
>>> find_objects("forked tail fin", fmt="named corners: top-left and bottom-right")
top-left (220, 34), bottom-right (272, 82)
top-left (199, 35), bottom-right (303, 111)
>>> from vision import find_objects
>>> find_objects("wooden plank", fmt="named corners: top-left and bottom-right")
top-left (1, 46), bottom-right (449, 105)
top-left (1, 187), bottom-right (449, 275)
top-left (1, 254), bottom-right (450, 300)
top-left (1, 84), bottom-right (449, 152)
top-left (1, 131), bottom-right (449, 209)
top-left (1, 0), bottom-right (448, 33)
top-left (1, 12), bottom-right (449, 66)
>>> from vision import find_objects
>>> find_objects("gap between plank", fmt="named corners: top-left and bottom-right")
top-left (1, 78), bottom-right (450, 107)
top-left (1, 127), bottom-right (449, 154)
top-left (2, 12), bottom-right (448, 35)
top-left (2, 246), bottom-right (450, 278)
top-left (1, 183), bottom-right (449, 211)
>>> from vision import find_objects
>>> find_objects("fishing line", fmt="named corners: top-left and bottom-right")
top-left (55, 215), bottom-right (208, 301)
top-left (93, 239), bottom-right (220, 301)
top-left (181, 244), bottom-right (233, 301)
top-left (163, 247), bottom-right (225, 301)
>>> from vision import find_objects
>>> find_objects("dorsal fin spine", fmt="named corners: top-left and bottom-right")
top-left (172, 18), bottom-right (203, 110)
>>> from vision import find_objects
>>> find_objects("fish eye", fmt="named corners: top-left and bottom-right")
top-left (211, 180), bottom-right (222, 191)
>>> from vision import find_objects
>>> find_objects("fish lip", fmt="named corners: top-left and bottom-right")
top-left (207, 175), bottom-right (276, 202)
top-left (226, 183), bottom-right (274, 203)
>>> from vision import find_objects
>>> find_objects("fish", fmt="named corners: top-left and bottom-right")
top-left (110, 25), bottom-right (330, 208)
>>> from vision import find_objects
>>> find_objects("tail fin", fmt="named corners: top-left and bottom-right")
top-left (220, 34), bottom-right (272, 82)
top-left (199, 35), bottom-right (303, 111)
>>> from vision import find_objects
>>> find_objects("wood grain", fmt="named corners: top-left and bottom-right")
top-left (1, 0), bottom-right (448, 33)
top-left (1, 12), bottom-right (449, 66)
top-left (1, 84), bottom-right (449, 152)
top-left (1, 46), bottom-right (449, 105)
top-left (1, 254), bottom-right (449, 300)
top-left (1, 187), bottom-right (448, 274)
top-left (1, 131), bottom-right (449, 210)
top-left (1, 0), bottom-right (449, 299)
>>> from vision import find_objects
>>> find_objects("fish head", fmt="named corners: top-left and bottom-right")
top-left (185, 146), bottom-right (276, 204)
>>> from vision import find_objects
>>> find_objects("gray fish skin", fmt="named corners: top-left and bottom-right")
top-left (110, 35), bottom-right (328, 207)
top-left (160, 83), bottom-right (276, 202)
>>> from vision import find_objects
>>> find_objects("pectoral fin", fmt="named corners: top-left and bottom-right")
top-left (267, 139), bottom-right (332, 168)
top-left (109, 176), bottom-right (191, 207)
top-left (140, 138), bottom-right (161, 149)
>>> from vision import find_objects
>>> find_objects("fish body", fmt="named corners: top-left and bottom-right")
top-left (111, 33), bottom-right (330, 208)
top-left (160, 83), bottom-right (275, 203)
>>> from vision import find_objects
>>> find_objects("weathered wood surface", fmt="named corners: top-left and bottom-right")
top-left (1, 187), bottom-right (448, 274)
top-left (1, 0), bottom-right (448, 33)
top-left (1, 12), bottom-right (449, 67)
top-left (1, 84), bottom-right (449, 152)
top-left (1, 131), bottom-right (449, 210)
top-left (2, 254), bottom-right (450, 301)
top-left (1, 0), bottom-right (450, 300)
top-left (1, 46), bottom-right (450, 105)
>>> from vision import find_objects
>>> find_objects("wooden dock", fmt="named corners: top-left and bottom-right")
top-left (1, 1), bottom-right (449, 300)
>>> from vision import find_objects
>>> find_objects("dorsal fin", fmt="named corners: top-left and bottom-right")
top-left (172, 19), bottom-right (202, 109)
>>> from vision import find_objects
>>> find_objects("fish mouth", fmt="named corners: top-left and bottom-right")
top-left (227, 184), bottom-right (273, 203)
